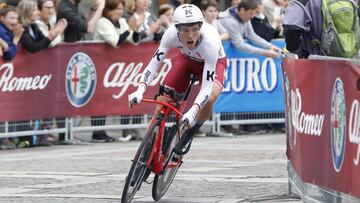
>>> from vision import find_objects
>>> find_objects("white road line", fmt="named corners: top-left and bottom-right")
top-left (0, 171), bottom-right (287, 201)
top-left (0, 171), bottom-right (286, 185)
top-left (0, 144), bottom-right (284, 162)
top-left (0, 193), bottom-right (244, 202)
top-left (0, 193), bottom-right (122, 199)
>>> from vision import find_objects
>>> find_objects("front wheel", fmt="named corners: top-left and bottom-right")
top-left (152, 125), bottom-right (181, 201)
top-left (121, 119), bottom-right (160, 203)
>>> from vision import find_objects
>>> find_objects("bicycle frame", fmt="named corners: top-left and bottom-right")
top-left (141, 97), bottom-right (186, 174)
top-left (122, 74), bottom-right (198, 203)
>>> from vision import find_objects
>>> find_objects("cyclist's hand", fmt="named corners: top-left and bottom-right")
top-left (270, 45), bottom-right (281, 52)
top-left (182, 113), bottom-right (196, 129)
top-left (181, 105), bottom-right (199, 129)
top-left (263, 49), bottom-right (280, 58)
top-left (128, 91), bottom-right (143, 109)
top-left (128, 84), bottom-right (146, 109)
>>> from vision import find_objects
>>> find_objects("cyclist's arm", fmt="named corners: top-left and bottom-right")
top-left (192, 46), bottom-right (218, 110)
top-left (138, 27), bottom-right (175, 88)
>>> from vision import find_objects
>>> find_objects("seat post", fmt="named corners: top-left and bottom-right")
top-left (184, 74), bottom-right (198, 101)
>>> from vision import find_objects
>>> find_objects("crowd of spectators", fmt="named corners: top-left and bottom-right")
top-left (0, 0), bottom-right (288, 150)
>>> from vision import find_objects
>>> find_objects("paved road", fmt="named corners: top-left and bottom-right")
top-left (0, 133), bottom-right (302, 203)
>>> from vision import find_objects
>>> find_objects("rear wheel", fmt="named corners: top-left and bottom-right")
top-left (152, 125), bottom-right (181, 201)
top-left (121, 119), bottom-right (160, 203)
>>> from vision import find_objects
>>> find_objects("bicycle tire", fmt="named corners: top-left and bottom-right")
top-left (152, 125), bottom-right (181, 201)
top-left (121, 119), bottom-right (160, 203)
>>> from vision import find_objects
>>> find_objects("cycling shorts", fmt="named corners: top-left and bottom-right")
top-left (162, 53), bottom-right (227, 93)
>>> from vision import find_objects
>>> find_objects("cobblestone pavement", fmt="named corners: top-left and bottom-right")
top-left (0, 133), bottom-right (302, 203)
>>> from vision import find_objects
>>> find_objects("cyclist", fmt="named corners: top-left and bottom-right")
top-left (128, 4), bottom-right (227, 155)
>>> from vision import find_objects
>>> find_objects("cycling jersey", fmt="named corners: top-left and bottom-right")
top-left (139, 22), bottom-right (227, 109)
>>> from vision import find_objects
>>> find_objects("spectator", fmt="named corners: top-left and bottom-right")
top-left (0, 4), bottom-right (23, 61)
top-left (282, 0), bottom-right (322, 58)
top-left (262, 0), bottom-right (287, 32)
top-left (37, 0), bottom-right (67, 47)
top-left (251, 1), bottom-right (281, 42)
top-left (57, 0), bottom-right (104, 42)
top-left (125, 0), bottom-right (163, 42)
top-left (219, 0), bottom-right (280, 134)
top-left (17, 0), bottom-right (65, 53)
top-left (157, 3), bottom-right (174, 32)
top-left (219, 0), bottom-right (280, 57)
top-left (201, 0), bottom-right (229, 40)
top-left (93, 0), bottom-right (141, 142)
top-left (94, 0), bottom-right (139, 46)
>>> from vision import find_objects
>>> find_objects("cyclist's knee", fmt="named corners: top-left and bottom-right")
top-left (209, 94), bottom-right (218, 104)
top-left (206, 92), bottom-right (219, 106)
top-left (209, 83), bottom-right (222, 103)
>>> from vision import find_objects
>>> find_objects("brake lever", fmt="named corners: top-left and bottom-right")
top-left (128, 98), bottom-right (137, 109)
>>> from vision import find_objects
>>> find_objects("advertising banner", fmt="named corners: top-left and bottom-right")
top-left (0, 43), bottom-right (181, 121)
top-left (283, 58), bottom-right (360, 198)
top-left (0, 40), bottom-right (286, 122)
top-left (213, 40), bottom-right (286, 113)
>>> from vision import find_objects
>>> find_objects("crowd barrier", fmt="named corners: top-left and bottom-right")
top-left (0, 40), bottom-right (286, 139)
top-left (283, 55), bottom-right (360, 202)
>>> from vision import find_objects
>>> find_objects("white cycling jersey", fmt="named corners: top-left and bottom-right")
top-left (139, 22), bottom-right (226, 109)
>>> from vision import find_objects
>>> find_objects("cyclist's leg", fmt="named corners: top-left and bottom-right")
top-left (173, 57), bottom-right (227, 155)
top-left (173, 85), bottom-right (221, 155)
top-left (152, 54), bottom-right (193, 123)
top-left (196, 82), bottom-right (223, 121)
top-left (195, 57), bottom-right (227, 122)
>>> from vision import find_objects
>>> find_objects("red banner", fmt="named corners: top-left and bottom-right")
top-left (0, 42), bottom-right (199, 122)
top-left (283, 58), bottom-right (360, 198)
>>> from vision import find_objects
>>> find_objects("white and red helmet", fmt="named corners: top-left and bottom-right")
top-left (173, 4), bottom-right (204, 27)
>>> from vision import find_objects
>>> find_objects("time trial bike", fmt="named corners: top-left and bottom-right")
top-left (121, 75), bottom-right (198, 203)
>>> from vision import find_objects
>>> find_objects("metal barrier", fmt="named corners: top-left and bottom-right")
top-left (0, 112), bottom-right (285, 141)
top-left (0, 119), bottom-right (68, 139)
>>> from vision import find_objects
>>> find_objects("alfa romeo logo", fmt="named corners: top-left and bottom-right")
top-left (66, 52), bottom-right (97, 108)
top-left (331, 78), bottom-right (346, 172)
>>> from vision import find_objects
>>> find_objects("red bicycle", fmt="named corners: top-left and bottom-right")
top-left (121, 75), bottom-right (198, 203)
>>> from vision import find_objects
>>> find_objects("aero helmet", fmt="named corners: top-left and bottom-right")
top-left (173, 4), bottom-right (203, 27)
